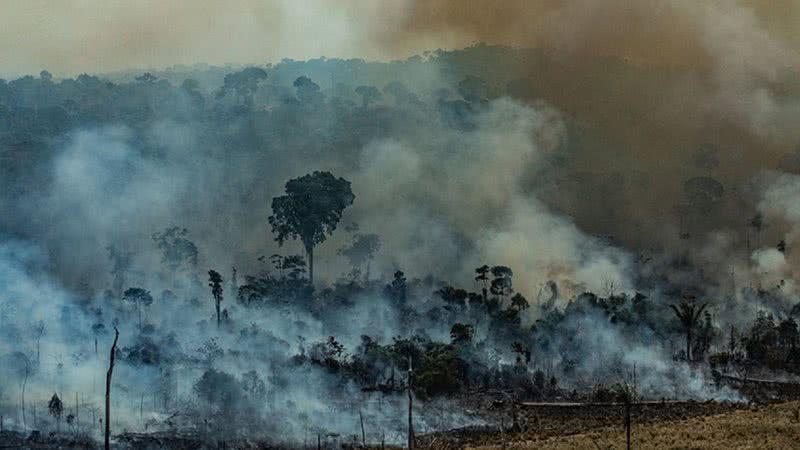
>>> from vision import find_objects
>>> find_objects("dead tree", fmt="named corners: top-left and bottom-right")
top-left (625, 398), bottom-right (631, 450)
top-left (359, 410), bottom-right (366, 447)
top-left (105, 327), bottom-right (119, 450)
top-left (21, 358), bottom-right (29, 431)
top-left (407, 357), bottom-right (414, 450)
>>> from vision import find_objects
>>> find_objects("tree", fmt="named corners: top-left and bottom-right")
top-left (383, 81), bottom-right (419, 106)
top-left (240, 370), bottom-right (267, 399)
top-left (123, 288), bottom-right (153, 332)
top-left (450, 323), bottom-right (474, 345)
top-left (218, 67), bottom-right (267, 108)
top-left (338, 224), bottom-right (381, 281)
top-left (92, 322), bottom-right (106, 356)
top-left (269, 254), bottom-right (307, 280)
top-left (457, 76), bottom-right (489, 103)
top-left (269, 171), bottom-right (355, 284)
top-left (510, 293), bottom-right (529, 312)
top-left (135, 73), bottom-right (157, 84)
top-left (152, 227), bottom-right (198, 276)
top-left (293, 76), bottom-right (323, 105)
top-left (105, 327), bottom-right (119, 450)
top-left (194, 369), bottom-right (242, 421)
top-left (474, 265), bottom-right (490, 302)
top-left (32, 320), bottom-right (45, 364)
top-left (778, 317), bottom-right (799, 351)
top-left (208, 270), bottom-right (224, 327)
top-left (106, 245), bottom-right (132, 297)
top-left (48, 393), bottom-right (64, 432)
top-left (386, 270), bottom-right (408, 306)
top-left (437, 286), bottom-right (467, 309)
top-left (511, 342), bottom-right (530, 366)
top-left (670, 299), bottom-right (708, 362)
top-left (355, 85), bottom-right (382, 108)
top-left (490, 266), bottom-right (514, 303)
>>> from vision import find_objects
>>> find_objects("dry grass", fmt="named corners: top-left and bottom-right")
top-left (470, 401), bottom-right (800, 450)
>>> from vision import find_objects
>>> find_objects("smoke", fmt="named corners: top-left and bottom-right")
top-left (3, 0), bottom-right (800, 441)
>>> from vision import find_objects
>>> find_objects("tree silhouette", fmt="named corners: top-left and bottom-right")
top-left (122, 288), bottom-right (153, 332)
top-left (355, 85), bottom-right (382, 108)
top-left (670, 299), bottom-right (708, 362)
top-left (510, 293), bottom-right (529, 312)
top-left (269, 171), bottom-right (354, 284)
top-left (106, 245), bottom-right (132, 297)
top-left (218, 67), bottom-right (267, 108)
top-left (208, 270), bottom-right (224, 327)
top-left (338, 224), bottom-right (380, 281)
top-left (293, 76), bottom-right (323, 105)
top-left (450, 323), bottom-right (474, 345)
top-left (152, 227), bottom-right (198, 275)
top-left (48, 393), bottom-right (63, 432)
top-left (474, 265), bottom-right (490, 302)
top-left (437, 286), bottom-right (468, 309)
top-left (135, 72), bottom-right (157, 84)
top-left (490, 266), bottom-right (513, 303)
top-left (386, 270), bottom-right (407, 306)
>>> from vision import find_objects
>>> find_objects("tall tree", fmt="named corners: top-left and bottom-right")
top-left (105, 327), bottom-right (119, 450)
top-left (269, 171), bottom-right (355, 284)
top-left (122, 288), bottom-right (153, 332)
top-left (106, 245), bottom-right (132, 297)
top-left (152, 227), bottom-right (198, 277)
top-left (32, 320), bottom-right (45, 364)
top-left (208, 270), bottom-right (224, 327)
top-left (670, 299), bottom-right (708, 362)
top-left (338, 224), bottom-right (381, 281)
top-left (355, 85), bottom-right (382, 108)
top-left (490, 266), bottom-right (514, 303)
top-left (474, 265), bottom-right (490, 302)
top-left (218, 67), bottom-right (267, 108)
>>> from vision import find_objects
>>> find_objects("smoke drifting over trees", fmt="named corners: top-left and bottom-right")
top-left (2, 1), bottom-right (800, 446)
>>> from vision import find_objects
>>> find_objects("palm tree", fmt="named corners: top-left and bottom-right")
top-left (670, 299), bottom-right (708, 362)
top-left (208, 270), bottom-right (224, 327)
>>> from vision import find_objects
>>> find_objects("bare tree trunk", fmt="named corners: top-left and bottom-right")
top-left (407, 357), bottom-right (414, 450)
top-left (359, 411), bottom-right (366, 447)
top-left (105, 327), bottom-right (119, 450)
top-left (625, 397), bottom-right (631, 450)
top-left (75, 392), bottom-right (79, 435)
top-left (216, 298), bottom-right (221, 328)
top-left (21, 360), bottom-right (28, 431)
top-left (306, 243), bottom-right (314, 285)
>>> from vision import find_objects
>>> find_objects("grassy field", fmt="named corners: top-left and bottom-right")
top-left (471, 401), bottom-right (800, 450)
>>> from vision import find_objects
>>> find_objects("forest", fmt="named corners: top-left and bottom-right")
top-left (1, 42), bottom-right (800, 448)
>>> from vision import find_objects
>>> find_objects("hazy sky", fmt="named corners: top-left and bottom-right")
top-left (1, 0), bottom-right (798, 76)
